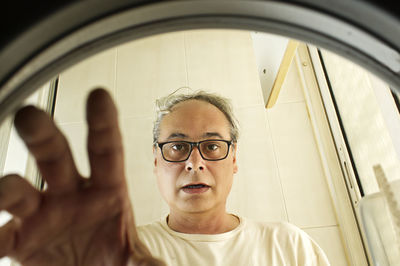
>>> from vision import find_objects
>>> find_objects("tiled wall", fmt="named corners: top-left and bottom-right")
top-left (54, 30), bottom-right (347, 265)
top-left (267, 61), bottom-right (347, 265)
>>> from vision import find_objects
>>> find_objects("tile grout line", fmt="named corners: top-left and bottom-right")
top-left (265, 110), bottom-right (290, 223)
top-left (276, 99), bottom-right (305, 105)
top-left (300, 224), bottom-right (338, 230)
top-left (55, 113), bottom-right (154, 124)
top-left (236, 103), bottom-right (265, 110)
top-left (183, 32), bottom-right (189, 89)
top-left (114, 48), bottom-right (118, 99)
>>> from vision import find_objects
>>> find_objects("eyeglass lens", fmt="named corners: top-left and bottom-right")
top-left (162, 140), bottom-right (229, 161)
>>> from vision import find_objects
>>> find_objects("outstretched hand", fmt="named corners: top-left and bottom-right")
top-left (0, 89), bottom-right (164, 266)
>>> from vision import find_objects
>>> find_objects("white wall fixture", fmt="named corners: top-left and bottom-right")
top-left (359, 165), bottom-right (400, 265)
top-left (251, 32), bottom-right (288, 105)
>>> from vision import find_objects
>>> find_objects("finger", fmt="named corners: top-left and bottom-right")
top-left (0, 175), bottom-right (41, 218)
top-left (86, 88), bottom-right (125, 187)
top-left (14, 106), bottom-right (81, 194)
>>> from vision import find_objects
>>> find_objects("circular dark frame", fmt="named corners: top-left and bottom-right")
top-left (0, 0), bottom-right (399, 122)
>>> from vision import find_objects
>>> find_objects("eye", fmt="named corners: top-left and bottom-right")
top-left (172, 144), bottom-right (184, 151)
top-left (206, 143), bottom-right (220, 151)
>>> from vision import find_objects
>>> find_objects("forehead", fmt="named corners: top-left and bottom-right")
top-left (159, 100), bottom-right (231, 140)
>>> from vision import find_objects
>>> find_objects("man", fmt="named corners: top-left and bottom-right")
top-left (0, 88), bottom-right (329, 265)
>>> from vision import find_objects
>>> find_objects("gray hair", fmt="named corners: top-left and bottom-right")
top-left (153, 90), bottom-right (239, 144)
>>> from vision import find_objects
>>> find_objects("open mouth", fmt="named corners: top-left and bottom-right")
top-left (181, 184), bottom-right (210, 194)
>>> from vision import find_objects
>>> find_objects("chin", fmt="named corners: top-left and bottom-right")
top-left (179, 200), bottom-right (213, 213)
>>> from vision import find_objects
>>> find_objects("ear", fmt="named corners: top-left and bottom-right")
top-left (232, 143), bottom-right (238, 174)
top-left (153, 146), bottom-right (158, 167)
top-left (153, 146), bottom-right (158, 176)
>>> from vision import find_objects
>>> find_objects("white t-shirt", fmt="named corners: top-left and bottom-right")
top-left (137, 216), bottom-right (330, 266)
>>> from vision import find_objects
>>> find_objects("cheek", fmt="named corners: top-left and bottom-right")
top-left (210, 164), bottom-right (232, 185)
top-left (215, 162), bottom-right (235, 190)
top-left (155, 162), bottom-right (183, 195)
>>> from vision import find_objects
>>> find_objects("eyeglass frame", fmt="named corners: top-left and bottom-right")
top-left (156, 139), bottom-right (234, 162)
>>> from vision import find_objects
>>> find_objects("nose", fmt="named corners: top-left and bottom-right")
top-left (185, 146), bottom-right (205, 172)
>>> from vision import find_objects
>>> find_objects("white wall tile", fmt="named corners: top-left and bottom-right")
top-left (275, 60), bottom-right (305, 104)
top-left (116, 32), bottom-right (187, 119)
top-left (185, 29), bottom-right (264, 108)
top-left (55, 48), bottom-right (116, 124)
top-left (227, 106), bottom-right (287, 222)
top-left (304, 226), bottom-right (348, 266)
top-left (58, 123), bottom-right (89, 177)
top-left (120, 116), bottom-right (169, 225)
top-left (267, 102), bottom-right (337, 227)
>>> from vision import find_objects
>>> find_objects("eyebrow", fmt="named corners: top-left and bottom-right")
top-left (166, 133), bottom-right (188, 140)
top-left (165, 132), bottom-right (224, 140)
top-left (201, 132), bottom-right (224, 139)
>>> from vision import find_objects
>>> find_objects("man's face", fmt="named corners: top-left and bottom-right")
top-left (153, 99), bottom-right (238, 215)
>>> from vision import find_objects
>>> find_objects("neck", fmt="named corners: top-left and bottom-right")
top-left (167, 208), bottom-right (239, 234)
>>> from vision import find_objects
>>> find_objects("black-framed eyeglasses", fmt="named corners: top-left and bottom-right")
top-left (156, 140), bottom-right (233, 162)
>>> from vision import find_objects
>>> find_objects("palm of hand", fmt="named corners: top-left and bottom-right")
top-left (9, 186), bottom-right (133, 266)
top-left (0, 89), bottom-right (159, 266)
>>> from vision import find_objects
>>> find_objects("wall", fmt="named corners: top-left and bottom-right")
top-left (54, 29), bottom-right (347, 265)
